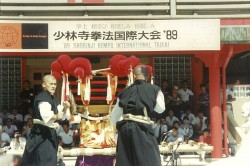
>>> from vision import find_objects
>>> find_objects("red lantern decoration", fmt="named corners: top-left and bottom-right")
top-left (52, 71), bottom-right (62, 80)
top-left (51, 60), bottom-right (63, 73)
top-left (69, 58), bottom-right (92, 78)
top-left (109, 55), bottom-right (127, 77)
top-left (57, 54), bottom-right (72, 74)
top-left (127, 55), bottom-right (141, 69)
top-left (119, 56), bottom-right (141, 76)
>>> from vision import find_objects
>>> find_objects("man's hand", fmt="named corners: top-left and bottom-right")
top-left (56, 111), bottom-right (64, 119)
top-left (53, 101), bottom-right (71, 120)
top-left (63, 101), bottom-right (70, 109)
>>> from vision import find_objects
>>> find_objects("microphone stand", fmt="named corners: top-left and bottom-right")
top-left (160, 131), bottom-right (172, 145)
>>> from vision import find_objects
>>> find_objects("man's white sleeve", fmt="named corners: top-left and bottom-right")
top-left (39, 102), bottom-right (54, 124)
top-left (110, 98), bottom-right (123, 125)
top-left (154, 91), bottom-right (166, 114)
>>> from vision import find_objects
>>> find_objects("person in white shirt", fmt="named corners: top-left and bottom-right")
top-left (153, 118), bottom-right (168, 144)
top-left (181, 109), bottom-right (195, 124)
top-left (58, 121), bottom-right (74, 148)
top-left (0, 107), bottom-right (10, 122)
top-left (178, 80), bottom-right (194, 114)
top-left (21, 118), bottom-right (33, 138)
top-left (8, 107), bottom-right (23, 131)
top-left (180, 116), bottom-right (194, 143)
top-left (193, 111), bottom-right (208, 136)
top-left (0, 124), bottom-right (11, 147)
top-left (178, 80), bottom-right (194, 102)
top-left (166, 127), bottom-right (183, 144)
top-left (3, 118), bottom-right (18, 138)
top-left (8, 107), bottom-right (23, 123)
top-left (165, 109), bottom-right (180, 129)
top-left (173, 121), bottom-right (186, 138)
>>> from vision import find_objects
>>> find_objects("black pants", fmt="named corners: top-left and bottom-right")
top-left (21, 124), bottom-right (58, 166)
top-left (116, 121), bottom-right (161, 166)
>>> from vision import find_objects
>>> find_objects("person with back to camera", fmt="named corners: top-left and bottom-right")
top-left (21, 75), bottom-right (70, 166)
top-left (110, 65), bottom-right (165, 166)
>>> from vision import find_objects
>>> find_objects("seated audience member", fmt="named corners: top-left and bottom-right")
top-left (193, 111), bottom-right (208, 137)
top-left (3, 118), bottom-right (18, 138)
top-left (23, 107), bottom-right (33, 122)
top-left (168, 86), bottom-right (183, 119)
top-left (198, 128), bottom-right (211, 162)
top-left (166, 127), bottom-right (183, 144)
top-left (0, 124), bottom-right (11, 147)
top-left (181, 109), bottom-right (195, 124)
top-left (165, 109), bottom-right (180, 129)
top-left (10, 131), bottom-right (26, 150)
top-left (8, 107), bottom-right (23, 123)
top-left (198, 84), bottom-right (210, 118)
top-left (161, 79), bottom-right (171, 104)
top-left (0, 107), bottom-right (10, 121)
top-left (7, 107), bottom-right (23, 131)
top-left (153, 118), bottom-right (168, 144)
top-left (178, 80), bottom-right (194, 113)
top-left (199, 128), bottom-right (211, 145)
top-left (59, 121), bottom-right (74, 148)
top-left (22, 118), bottom-right (33, 138)
top-left (173, 121), bottom-right (185, 137)
top-left (180, 116), bottom-right (194, 143)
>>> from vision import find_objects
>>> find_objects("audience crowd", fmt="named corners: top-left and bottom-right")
top-left (0, 79), bottom-right (210, 148)
top-left (152, 80), bottom-right (211, 146)
top-left (1, 78), bottom-right (236, 164)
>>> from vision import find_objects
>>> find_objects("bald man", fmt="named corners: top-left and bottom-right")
top-left (21, 75), bottom-right (70, 166)
top-left (111, 65), bottom-right (165, 166)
